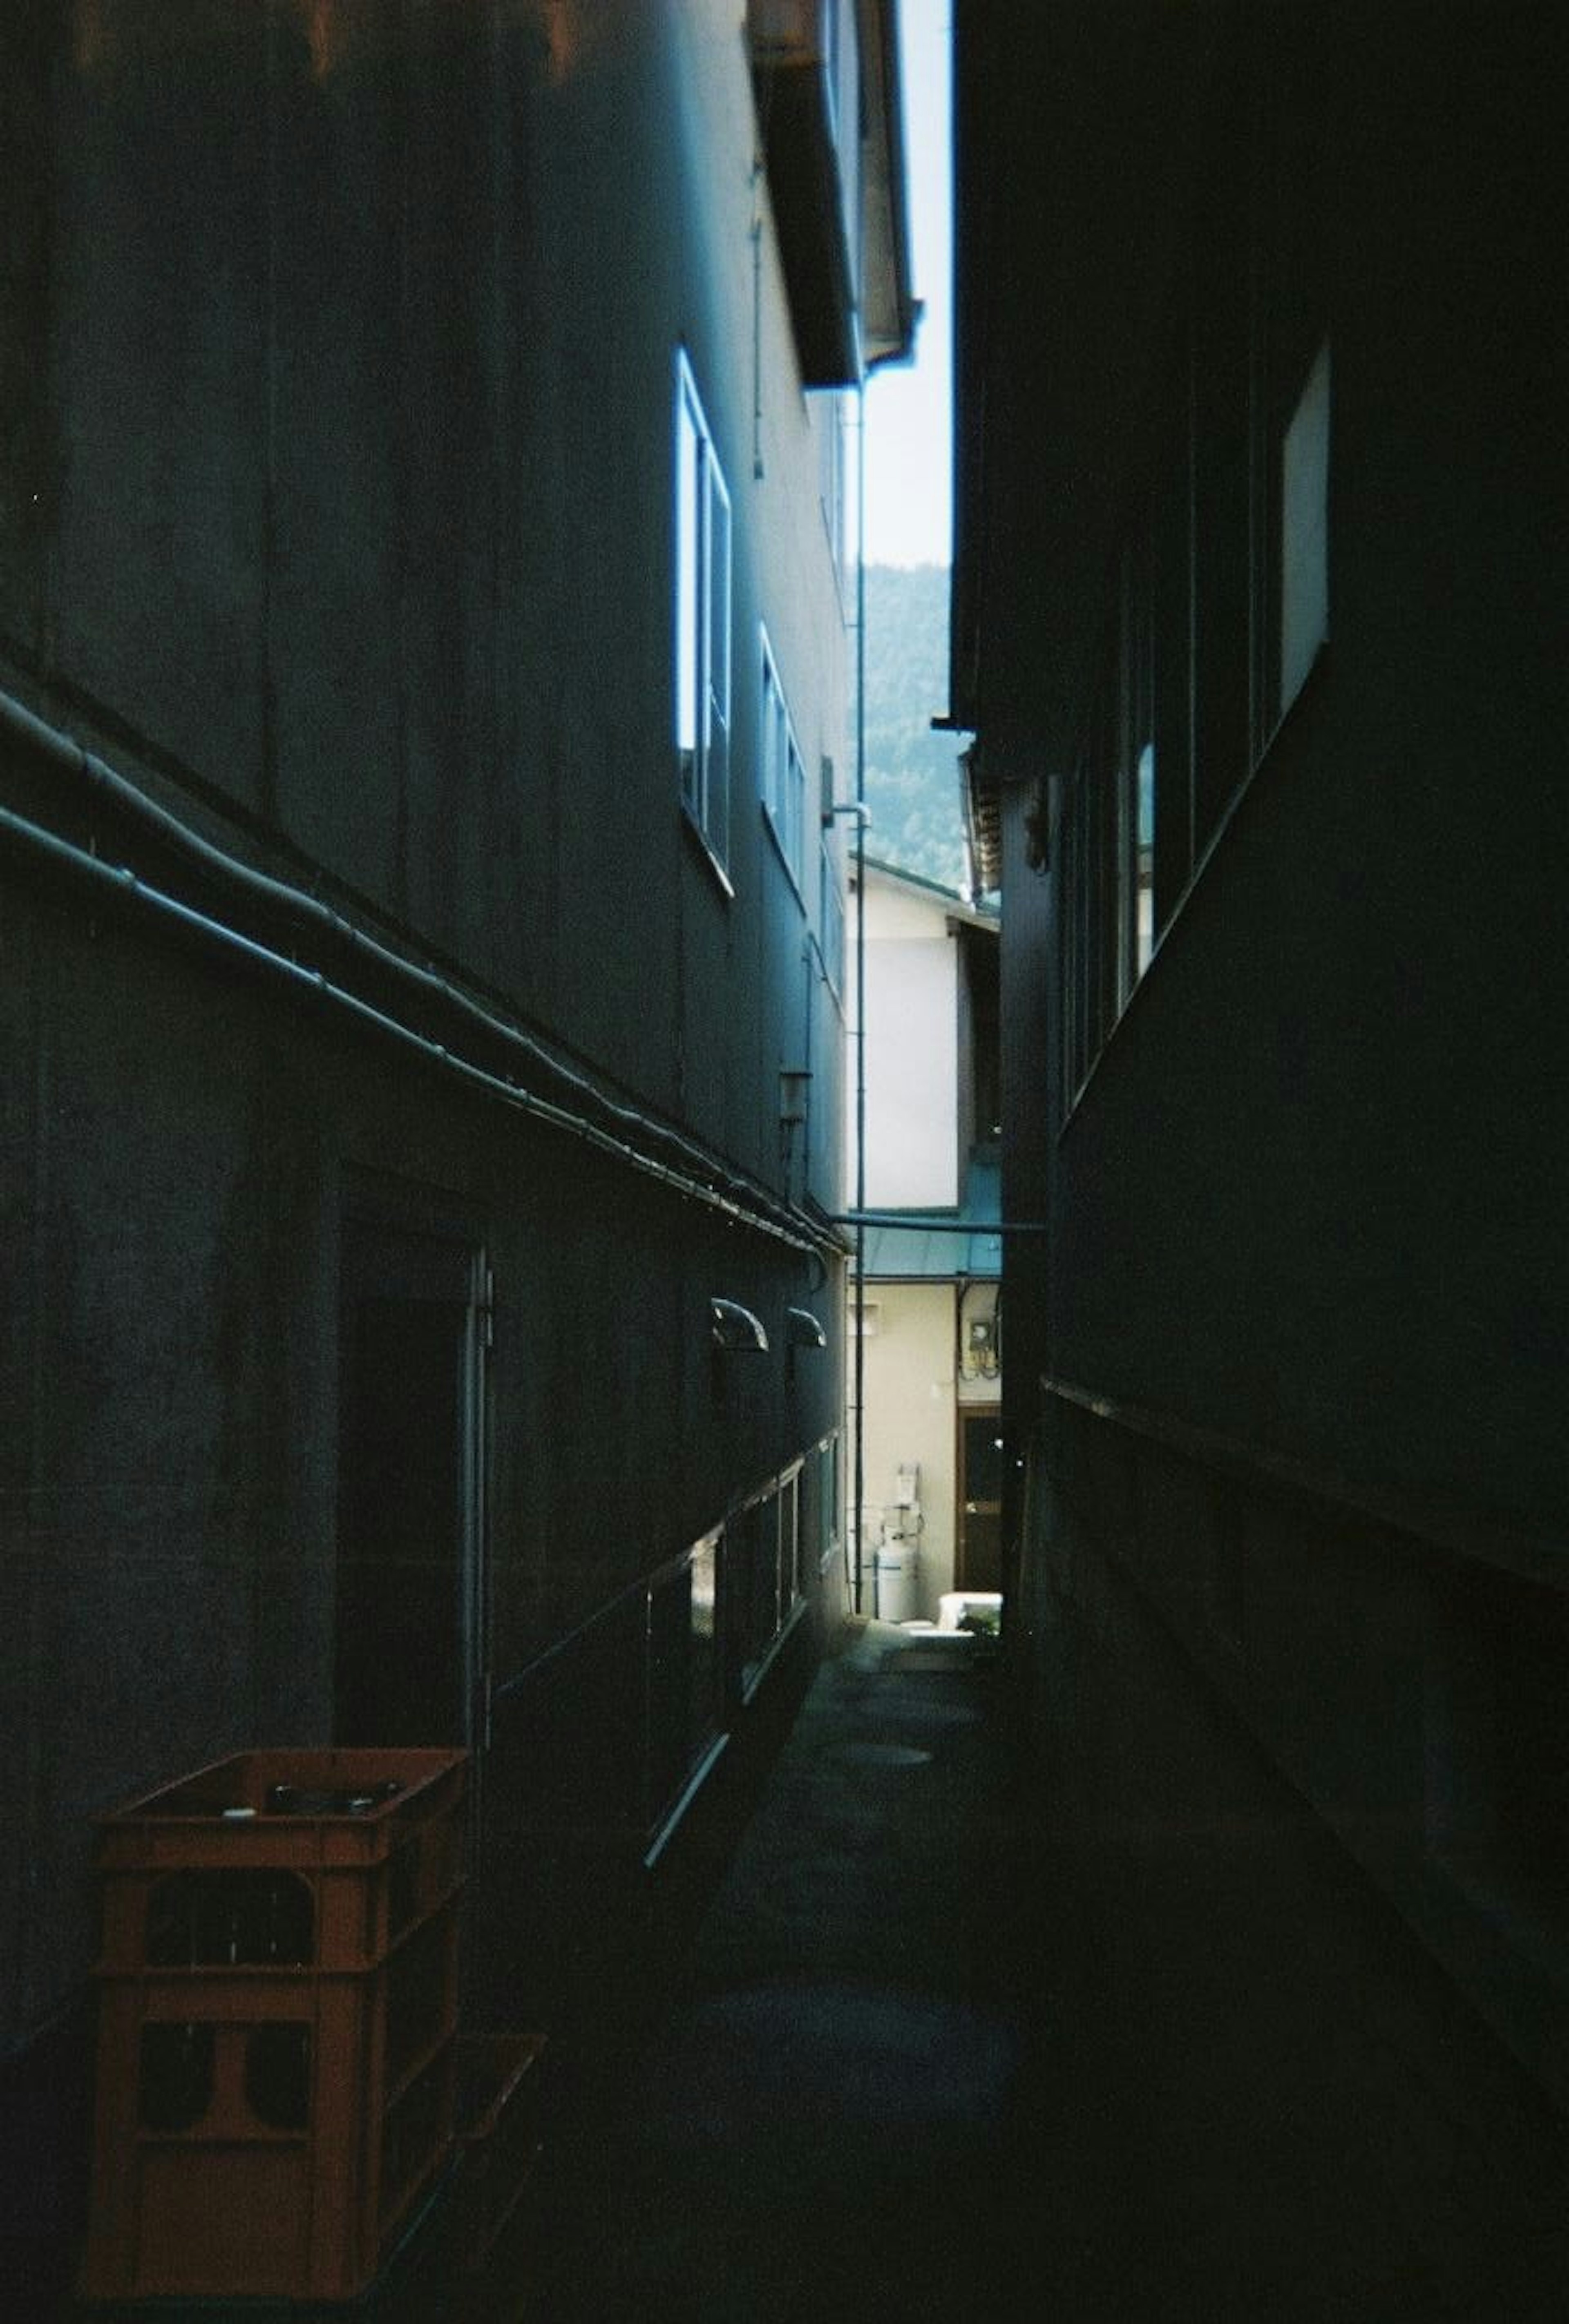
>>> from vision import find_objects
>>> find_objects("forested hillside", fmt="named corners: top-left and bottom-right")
top-left (860, 563), bottom-right (971, 894)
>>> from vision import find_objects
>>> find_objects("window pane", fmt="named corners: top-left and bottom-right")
top-left (706, 462), bottom-right (731, 853)
top-left (676, 393), bottom-right (699, 768)
top-left (781, 1471), bottom-right (801, 1606)
top-left (690, 1530), bottom-right (720, 1752)
top-left (761, 647), bottom-right (779, 820)
top-left (787, 740), bottom-right (803, 880)
top-left (820, 837), bottom-right (845, 990)
top-left (675, 354), bottom-right (731, 863)
top-left (709, 462), bottom-right (731, 728)
top-left (1135, 741), bottom-right (1156, 974)
top-left (1281, 339), bottom-right (1330, 715)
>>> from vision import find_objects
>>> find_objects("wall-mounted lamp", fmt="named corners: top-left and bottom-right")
top-left (711, 1298), bottom-right (769, 1354)
top-left (785, 1306), bottom-right (827, 1350)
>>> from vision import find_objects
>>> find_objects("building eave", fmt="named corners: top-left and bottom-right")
top-left (858, 852), bottom-right (998, 929)
top-left (749, 0), bottom-right (916, 386)
top-left (948, 2), bottom-right (1223, 755)
top-left (858, 0), bottom-right (918, 370)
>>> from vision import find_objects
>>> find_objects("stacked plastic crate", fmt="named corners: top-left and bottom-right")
top-left (79, 1748), bottom-right (467, 2304)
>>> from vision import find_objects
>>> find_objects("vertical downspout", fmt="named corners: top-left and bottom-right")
top-left (853, 379), bottom-right (869, 1618)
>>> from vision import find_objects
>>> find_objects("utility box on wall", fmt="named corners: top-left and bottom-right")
top-left (80, 1749), bottom-right (467, 2305)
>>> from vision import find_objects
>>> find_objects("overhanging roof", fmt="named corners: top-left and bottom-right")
top-left (858, 852), bottom-right (999, 931)
top-left (750, 0), bottom-right (916, 385)
top-left (858, 1153), bottom-right (1002, 1281)
top-left (857, 0), bottom-right (919, 369)
top-left (959, 742), bottom-right (1001, 896)
top-left (948, 2), bottom-right (1222, 750)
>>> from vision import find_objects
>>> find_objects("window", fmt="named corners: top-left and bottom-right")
top-left (733, 1492), bottom-right (779, 1700)
top-left (778, 1468), bottom-right (802, 1614)
top-left (759, 629), bottom-right (806, 892)
top-left (1113, 532), bottom-right (1157, 1002)
top-left (1280, 340), bottom-right (1330, 717)
top-left (819, 828), bottom-right (846, 994)
top-left (1134, 742), bottom-right (1156, 974)
top-left (729, 1459), bottom-right (812, 1701)
top-left (644, 1530), bottom-right (724, 1837)
top-left (1056, 29), bottom-right (1332, 1125)
top-left (816, 1432), bottom-right (842, 1574)
top-left (1059, 532), bottom-right (1157, 1105)
top-left (676, 352), bottom-right (731, 867)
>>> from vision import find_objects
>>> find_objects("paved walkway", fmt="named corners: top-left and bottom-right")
top-left (519, 1621), bottom-right (1025, 2322)
top-left (132, 1611), bottom-right (1563, 2321)
top-left (506, 1613), bottom-right (1568, 2323)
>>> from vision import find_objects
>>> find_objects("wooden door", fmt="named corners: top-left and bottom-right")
top-left (957, 1407), bottom-right (1004, 1592)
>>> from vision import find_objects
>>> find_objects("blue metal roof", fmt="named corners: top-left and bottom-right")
top-left (858, 1153), bottom-right (1002, 1281)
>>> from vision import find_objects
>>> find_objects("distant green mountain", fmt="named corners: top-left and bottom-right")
top-left (858, 563), bottom-right (971, 895)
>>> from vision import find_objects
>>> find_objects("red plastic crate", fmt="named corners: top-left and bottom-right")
top-left (94, 1748), bottom-right (467, 1974)
top-left (80, 1750), bottom-right (466, 2305)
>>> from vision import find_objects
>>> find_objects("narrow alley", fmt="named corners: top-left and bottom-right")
top-left (373, 1603), bottom-right (1566, 2324)
top-left (5, 8), bottom-right (1567, 2316)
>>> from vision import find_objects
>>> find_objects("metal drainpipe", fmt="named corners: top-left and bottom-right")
top-left (0, 682), bottom-right (833, 1256)
top-left (854, 377), bottom-right (869, 1621)
top-left (0, 803), bottom-right (827, 1259)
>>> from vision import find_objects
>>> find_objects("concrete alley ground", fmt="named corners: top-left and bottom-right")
top-left (71, 1609), bottom-right (1569, 2322)
top-left (494, 1610), bottom-right (1568, 2322)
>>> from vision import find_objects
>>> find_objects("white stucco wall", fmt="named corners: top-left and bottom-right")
top-left (855, 1281), bottom-right (955, 1620)
top-left (847, 867), bottom-right (1001, 1618)
top-left (853, 1279), bottom-right (1003, 1621)
top-left (854, 875), bottom-right (960, 1208)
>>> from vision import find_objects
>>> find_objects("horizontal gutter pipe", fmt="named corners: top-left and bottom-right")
top-left (0, 682), bottom-right (814, 1237)
top-left (0, 794), bottom-right (824, 1258)
top-left (836, 1210), bottom-right (1045, 1233)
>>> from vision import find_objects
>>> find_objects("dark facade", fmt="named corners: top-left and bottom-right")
top-left (0, 0), bottom-right (910, 2271)
top-left (953, 0), bottom-right (1569, 2141)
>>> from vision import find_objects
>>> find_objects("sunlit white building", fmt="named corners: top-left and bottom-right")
top-left (847, 859), bottom-right (1001, 1622)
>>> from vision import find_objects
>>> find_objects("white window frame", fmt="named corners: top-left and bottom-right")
top-left (676, 350), bottom-right (732, 871)
top-left (819, 825), bottom-right (846, 996)
top-left (759, 627), bottom-right (806, 897)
